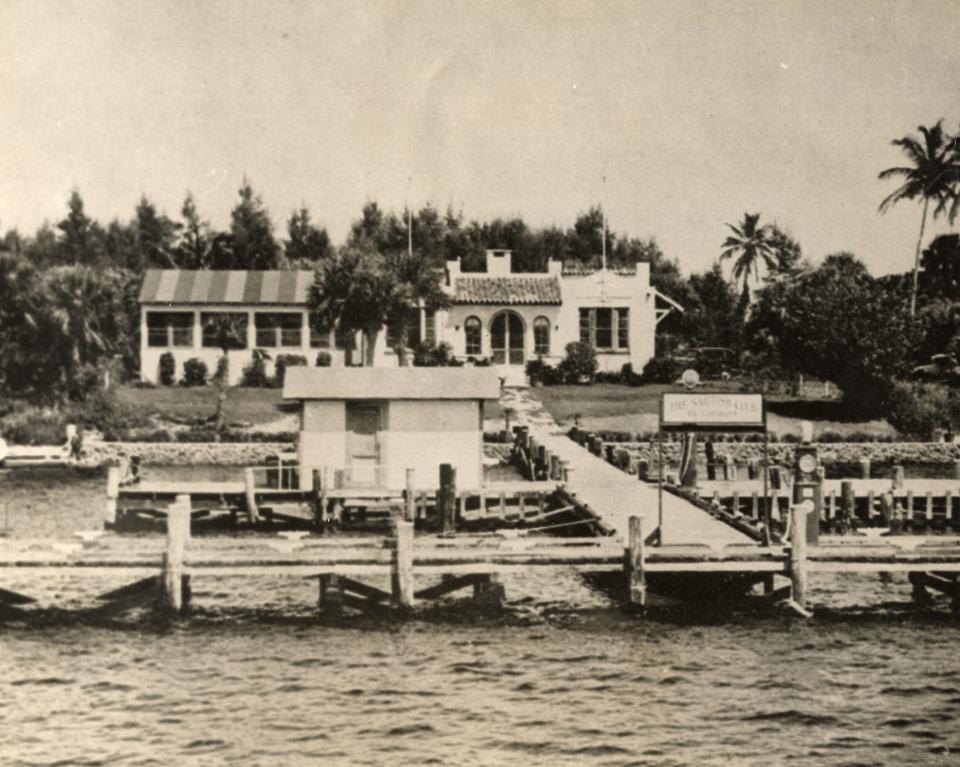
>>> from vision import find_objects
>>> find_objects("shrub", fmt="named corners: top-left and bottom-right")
top-left (315, 351), bottom-right (332, 367)
top-left (641, 356), bottom-right (682, 384)
top-left (180, 358), bottom-right (209, 387)
top-left (621, 363), bottom-right (643, 386)
top-left (65, 390), bottom-right (151, 440)
top-left (241, 350), bottom-right (271, 387)
top-left (413, 341), bottom-right (462, 367)
top-left (273, 354), bottom-right (308, 388)
top-left (467, 356), bottom-right (492, 367)
top-left (158, 352), bottom-right (176, 386)
top-left (885, 381), bottom-right (960, 440)
top-left (558, 341), bottom-right (597, 383)
top-left (0, 406), bottom-right (66, 445)
top-left (213, 355), bottom-right (229, 384)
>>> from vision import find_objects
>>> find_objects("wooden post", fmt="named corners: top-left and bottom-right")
top-left (906, 489), bottom-right (915, 526)
top-left (550, 453), bottom-right (560, 481)
top-left (827, 490), bottom-right (836, 522)
top-left (438, 464), bottom-right (457, 533)
top-left (637, 459), bottom-right (649, 481)
top-left (866, 490), bottom-right (875, 524)
top-left (626, 515), bottom-right (646, 608)
top-left (751, 491), bottom-right (759, 520)
top-left (243, 468), bottom-right (259, 524)
top-left (311, 469), bottom-right (323, 528)
top-left (392, 518), bottom-right (414, 608)
top-left (404, 469), bottom-right (416, 522)
top-left (105, 466), bottom-right (120, 527)
top-left (880, 492), bottom-right (894, 527)
top-left (840, 481), bottom-right (853, 526)
top-left (789, 504), bottom-right (809, 612)
top-left (954, 460), bottom-right (960, 480)
top-left (318, 574), bottom-right (343, 618)
top-left (321, 467), bottom-right (330, 524)
top-left (731, 491), bottom-right (740, 516)
top-left (560, 460), bottom-right (571, 484)
top-left (892, 465), bottom-right (905, 489)
top-left (926, 491), bottom-right (934, 524)
top-left (725, 455), bottom-right (736, 481)
top-left (161, 495), bottom-right (191, 614)
top-left (947, 490), bottom-right (954, 528)
top-left (860, 458), bottom-right (871, 479)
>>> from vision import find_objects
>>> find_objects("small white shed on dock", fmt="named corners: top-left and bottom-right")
top-left (283, 366), bottom-right (502, 490)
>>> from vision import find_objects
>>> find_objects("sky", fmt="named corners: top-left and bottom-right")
top-left (2, 0), bottom-right (959, 277)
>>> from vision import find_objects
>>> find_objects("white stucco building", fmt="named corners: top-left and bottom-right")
top-left (138, 250), bottom-right (680, 385)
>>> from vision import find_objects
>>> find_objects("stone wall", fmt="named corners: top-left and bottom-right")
top-left (83, 441), bottom-right (291, 466)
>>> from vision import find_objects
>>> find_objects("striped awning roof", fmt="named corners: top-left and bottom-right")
top-left (139, 270), bottom-right (314, 305)
top-left (453, 276), bottom-right (562, 305)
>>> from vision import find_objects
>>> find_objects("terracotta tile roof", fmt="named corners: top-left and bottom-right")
top-left (453, 276), bottom-right (562, 305)
top-left (283, 367), bottom-right (502, 401)
top-left (139, 270), bottom-right (314, 305)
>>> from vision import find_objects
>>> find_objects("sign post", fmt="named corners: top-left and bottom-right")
top-left (658, 392), bottom-right (768, 544)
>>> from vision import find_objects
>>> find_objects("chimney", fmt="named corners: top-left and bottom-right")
top-left (485, 249), bottom-right (513, 275)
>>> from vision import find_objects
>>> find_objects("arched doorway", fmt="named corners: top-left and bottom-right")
top-left (490, 311), bottom-right (525, 365)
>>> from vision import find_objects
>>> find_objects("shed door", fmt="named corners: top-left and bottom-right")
top-left (346, 403), bottom-right (381, 486)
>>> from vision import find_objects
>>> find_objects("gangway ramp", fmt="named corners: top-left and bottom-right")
top-left (533, 430), bottom-right (751, 545)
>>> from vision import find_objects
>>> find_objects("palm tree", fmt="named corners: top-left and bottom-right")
top-left (719, 213), bottom-right (778, 298)
top-left (202, 313), bottom-right (247, 432)
top-left (879, 121), bottom-right (960, 316)
top-left (382, 250), bottom-right (451, 365)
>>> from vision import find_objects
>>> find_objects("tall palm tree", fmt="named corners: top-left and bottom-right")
top-left (879, 121), bottom-right (960, 317)
top-left (719, 213), bottom-right (778, 298)
top-left (203, 313), bottom-right (247, 432)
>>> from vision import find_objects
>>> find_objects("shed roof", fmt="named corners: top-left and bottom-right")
top-left (453, 276), bottom-right (562, 305)
top-left (139, 270), bottom-right (314, 305)
top-left (283, 366), bottom-right (502, 401)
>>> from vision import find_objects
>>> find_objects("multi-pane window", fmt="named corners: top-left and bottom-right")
top-left (201, 313), bottom-right (248, 349)
top-left (577, 307), bottom-right (630, 351)
top-left (464, 316), bottom-right (481, 355)
top-left (255, 313), bottom-right (303, 348)
top-left (146, 312), bottom-right (193, 348)
top-left (533, 316), bottom-right (550, 355)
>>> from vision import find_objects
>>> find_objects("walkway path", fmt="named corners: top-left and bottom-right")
top-left (501, 386), bottom-right (749, 545)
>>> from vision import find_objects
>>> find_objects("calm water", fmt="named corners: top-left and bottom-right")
top-left (3, 469), bottom-right (960, 766)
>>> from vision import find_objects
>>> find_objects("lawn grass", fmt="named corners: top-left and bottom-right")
top-left (114, 385), bottom-right (284, 426)
top-left (529, 382), bottom-right (897, 439)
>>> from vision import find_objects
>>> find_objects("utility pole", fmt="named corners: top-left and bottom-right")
top-left (407, 175), bottom-right (413, 258)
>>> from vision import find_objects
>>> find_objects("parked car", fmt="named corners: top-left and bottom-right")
top-left (911, 354), bottom-right (960, 383)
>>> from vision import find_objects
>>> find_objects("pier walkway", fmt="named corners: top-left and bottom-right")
top-left (531, 430), bottom-right (750, 545)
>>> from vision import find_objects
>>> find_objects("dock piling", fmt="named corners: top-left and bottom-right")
top-left (311, 469), bottom-right (323, 528)
top-left (626, 515), bottom-right (646, 608)
top-left (789, 504), bottom-right (810, 614)
top-left (439, 464), bottom-right (457, 533)
top-left (243, 468), bottom-right (259, 524)
top-left (404, 469), bottom-right (416, 522)
top-left (160, 494), bottom-right (191, 614)
top-left (105, 466), bottom-right (120, 527)
top-left (391, 518), bottom-right (415, 608)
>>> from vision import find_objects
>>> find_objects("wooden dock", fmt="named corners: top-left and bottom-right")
top-left (2, 502), bottom-right (959, 618)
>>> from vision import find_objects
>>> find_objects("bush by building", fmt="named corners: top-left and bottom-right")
top-left (180, 358), bottom-right (209, 387)
top-left (641, 356), bottom-right (682, 384)
top-left (885, 381), bottom-right (960, 440)
top-left (158, 352), bottom-right (176, 386)
top-left (240, 350), bottom-right (271, 388)
top-left (315, 351), bottom-right (332, 367)
top-left (558, 341), bottom-right (597, 383)
top-left (412, 341), bottom-right (462, 367)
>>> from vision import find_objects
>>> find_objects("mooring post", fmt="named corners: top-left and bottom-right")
top-left (404, 469), bottom-right (416, 522)
top-left (318, 574), bottom-right (343, 619)
top-left (161, 494), bottom-right (191, 614)
top-left (626, 515), bottom-right (646, 608)
top-left (637, 459), bottom-right (649, 481)
top-left (550, 453), bottom-right (560, 481)
top-left (244, 468), bottom-right (259, 524)
top-left (560, 460), bottom-right (571, 484)
top-left (311, 468), bottom-right (323, 529)
top-left (954, 460), bottom-right (960, 481)
top-left (105, 466), bottom-right (120, 527)
top-left (892, 465), bottom-right (905, 489)
top-left (392, 518), bottom-right (415, 608)
top-left (789, 504), bottom-right (809, 612)
top-left (439, 463), bottom-right (457, 533)
top-left (841, 481), bottom-right (855, 529)
top-left (860, 458), bottom-right (871, 479)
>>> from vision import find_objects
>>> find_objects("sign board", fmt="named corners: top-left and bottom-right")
top-left (660, 392), bottom-right (766, 433)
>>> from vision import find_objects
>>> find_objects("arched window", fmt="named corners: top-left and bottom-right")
top-left (533, 316), bottom-right (550, 355)
top-left (464, 316), bottom-right (482, 356)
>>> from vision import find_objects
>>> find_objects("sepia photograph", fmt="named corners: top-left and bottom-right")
top-left (2, 0), bottom-right (960, 764)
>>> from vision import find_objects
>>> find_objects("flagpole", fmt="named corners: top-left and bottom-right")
top-left (407, 175), bottom-right (413, 258)
top-left (601, 174), bottom-right (607, 271)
